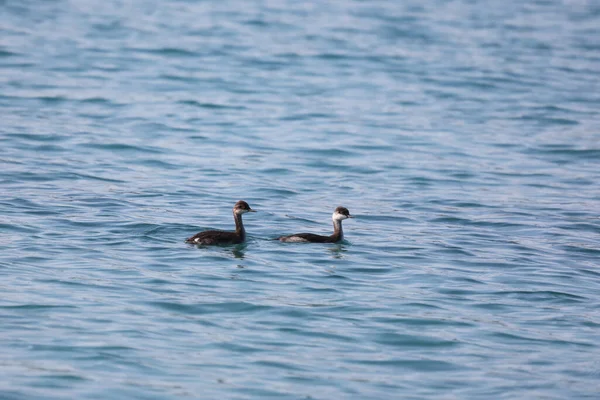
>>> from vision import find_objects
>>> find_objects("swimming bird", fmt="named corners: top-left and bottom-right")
top-left (186, 200), bottom-right (256, 245)
top-left (277, 206), bottom-right (353, 243)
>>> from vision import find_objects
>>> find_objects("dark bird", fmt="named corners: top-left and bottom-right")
top-left (186, 200), bottom-right (256, 245)
top-left (277, 206), bottom-right (353, 243)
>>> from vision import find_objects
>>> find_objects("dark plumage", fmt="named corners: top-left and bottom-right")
top-left (186, 230), bottom-right (243, 245)
top-left (277, 206), bottom-right (353, 243)
top-left (186, 200), bottom-right (256, 245)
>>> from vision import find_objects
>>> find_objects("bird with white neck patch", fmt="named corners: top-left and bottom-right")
top-left (277, 206), bottom-right (354, 243)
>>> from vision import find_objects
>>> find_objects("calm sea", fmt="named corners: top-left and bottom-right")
top-left (1, 0), bottom-right (599, 398)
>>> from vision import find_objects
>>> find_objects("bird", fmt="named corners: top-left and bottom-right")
top-left (277, 206), bottom-right (353, 243)
top-left (186, 200), bottom-right (256, 245)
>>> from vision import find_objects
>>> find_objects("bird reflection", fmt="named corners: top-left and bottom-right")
top-left (230, 244), bottom-right (246, 259)
top-left (328, 243), bottom-right (348, 259)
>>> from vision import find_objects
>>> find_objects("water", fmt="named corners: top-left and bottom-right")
top-left (1, 0), bottom-right (600, 398)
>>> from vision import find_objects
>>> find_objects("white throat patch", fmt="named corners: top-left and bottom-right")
top-left (332, 212), bottom-right (347, 221)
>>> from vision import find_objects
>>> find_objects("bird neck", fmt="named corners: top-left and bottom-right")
top-left (234, 212), bottom-right (245, 239)
top-left (331, 219), bottom-right (343, 242)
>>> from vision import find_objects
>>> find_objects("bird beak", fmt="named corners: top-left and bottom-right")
top-left (249, 208), bottom-right (257, 212)
top-left (347, 214), bottom-right (354, 218)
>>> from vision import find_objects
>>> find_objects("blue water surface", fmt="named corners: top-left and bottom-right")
top-left (1, 0), bottom-right (600, 398)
